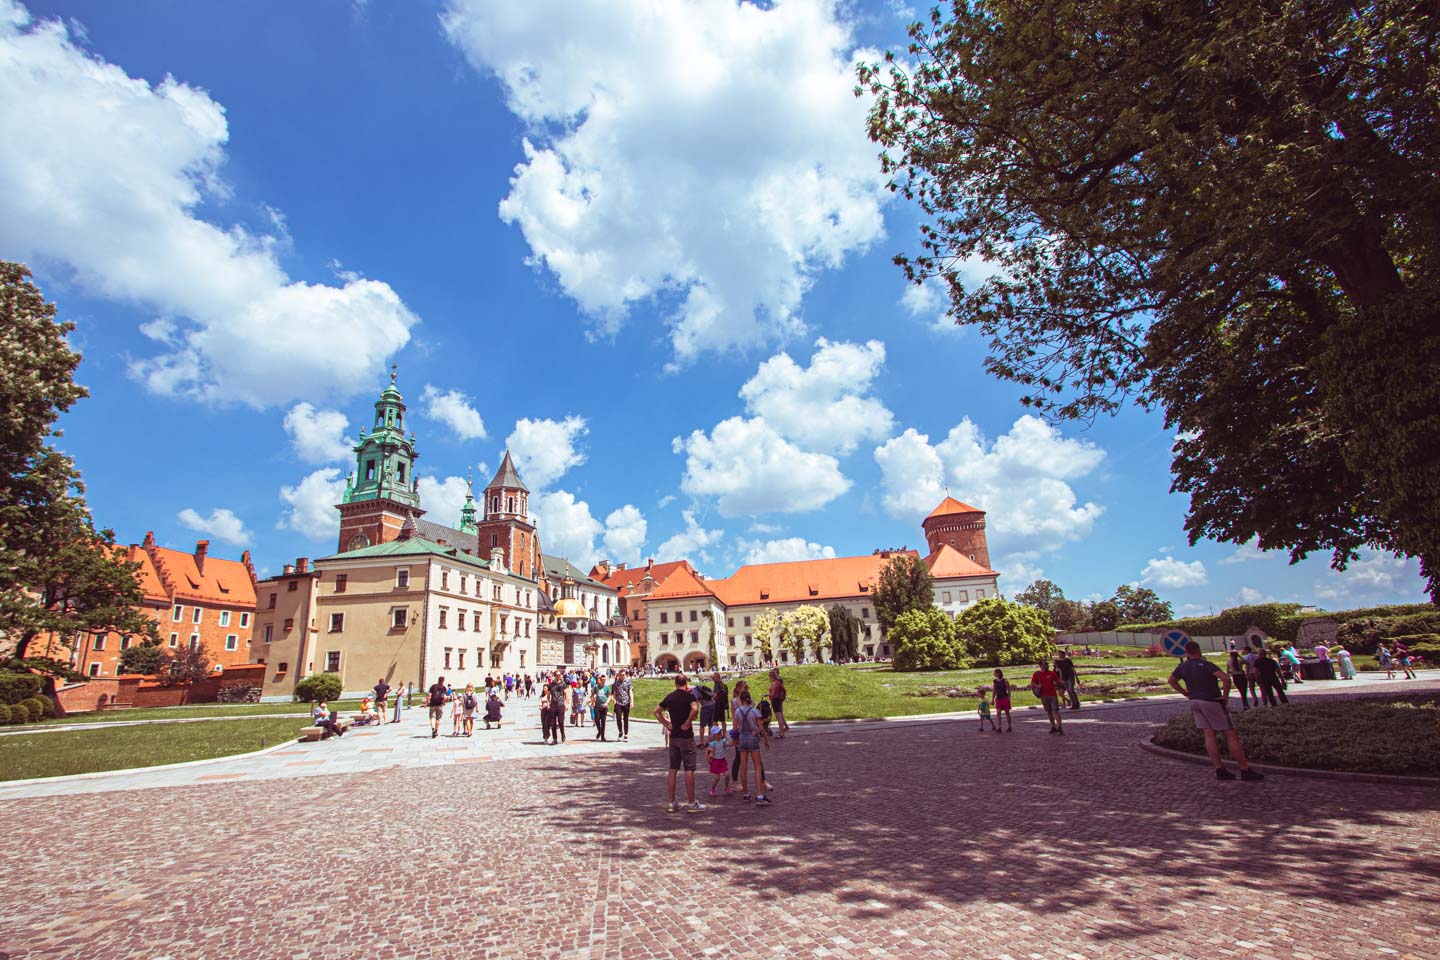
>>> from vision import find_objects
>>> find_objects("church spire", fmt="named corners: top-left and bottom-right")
top-left (459, 470), bottom-right (477, 534)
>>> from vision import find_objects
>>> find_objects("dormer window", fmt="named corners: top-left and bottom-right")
top-left (365, 460), bottom-right (376, 481)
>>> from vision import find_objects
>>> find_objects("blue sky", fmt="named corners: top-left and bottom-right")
top-left (2, 0), bottom-right (1427, 614)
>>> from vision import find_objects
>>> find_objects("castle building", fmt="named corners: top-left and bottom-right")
top-left (590, 558), bottom-right (698, 667)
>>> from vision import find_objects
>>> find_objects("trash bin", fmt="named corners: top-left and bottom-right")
top-left (1300, 659), bottom-right (1336, 681)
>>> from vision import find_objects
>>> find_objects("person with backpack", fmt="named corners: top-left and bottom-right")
top-left (767, 669), bottom-right (789, 739)
top-left (548, 677), bottom-right (568, 743)
top-left (612, 669), bottom-right (633, 741)
top-left (484, 690), bottom-right (503, 729)
top-left (461, 683), bottom-right (479, 736)
top-left (372, 677), bottom-right (390, 726)
top-left (426, 677), bottom-right (448, 739)
top-left (731, 680), bottom-right (771, 805)
top-left (593, 677), bottom-right (612, 741)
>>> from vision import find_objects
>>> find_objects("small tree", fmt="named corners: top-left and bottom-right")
top-left (1087, 601), bottom-right (1120, 632)
top-left (955, 598), bottom-right (1056, 667)
top-left (782, 606), bottom-right (830, 662)
top-left (890, 608), bottom-right (966, 671)
top-left (166, 643), bottom-right (214, 684)
top-left (702, 608), bottom-right (718, 668)
top-left (827, 604), bottom-right (862, 662)
top-left (294, 672), bottom-right (343, 703)
top-left (118, 643), bottom-right (168, 676)
top-left (752, 608), bottom-right (780, 664)
top-left (1112, 585), bottom-right (1174, 625)
top-left (873, 554), bottom-right (935, 632)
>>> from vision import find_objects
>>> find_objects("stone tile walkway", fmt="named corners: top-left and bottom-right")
top-left (2, 678), bottom-right (1436, 959)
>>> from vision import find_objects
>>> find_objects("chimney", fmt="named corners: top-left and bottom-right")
top-left (596, 560), bottom-right (611, 577)
top-left (241, 549), bottom-right (256, 584)
top-left (646, 557), bottom-right (653, 571)
top-left (143, 530), bottom-right (156, 548)
top-left (283, 564), bottom-right (296, 576)
top-left (616, 562), bottom-right (627, 572)
top-left (490, 547), bottom-right (506, 574)
top-left (194, 540), bottom-right (209, 573)
top-left (296, 558), bottom-right (309, 574)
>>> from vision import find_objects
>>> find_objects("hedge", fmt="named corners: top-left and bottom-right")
top-left (0, 704), bottom-right (9, 724)
top-left (7, 701), bottom-right (31, 724)
top-left (1337, 614), bottom-right (1440, 653)
top-left (0, 672), bottom-right (43, 706)
top-left (293, 672), bottom-right (343, 703)
top-left (1119, 602), bottom-right (1438, 645)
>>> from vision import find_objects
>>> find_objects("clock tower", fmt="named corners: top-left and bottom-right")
top-left (336, 369), bottom-right (424, 553)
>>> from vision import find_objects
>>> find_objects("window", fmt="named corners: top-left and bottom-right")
top-left (458, 610), bottom-right (467, 632)
top-left (660, 632), bottom-right (669, 645)
top-left (396, 569), bottom-right (410, 589)
top-left (392, 608), bottom-right (408, 629)
top-left (861, 607), bottom-right (870, 619)
top-left (690, 630), bottom-right (699, 644)
top-left (976, 589), bottom-right (986, 599)
top-left (268, 593), bottom-right (277, 609)
top-left (288, 580), bottom-right (298, 592)
top-left (326, 651), bottom-right (341, 672)
top-left (220, 610), bottom-right (231, 627)
top-left (365, 459), bottom-right (376, 480)
top-left (93, 635), bottom-right (105, 651)
top-left (456, 574), bottom-right (465, 594)
top-left (240, 612), bottom-right (250, 627)
top-left (493, 584), bottom-right (502, 601)
top-left (263, 625), bottom-right (272, 645)
top-left (727, 618), bottom-right (734, 628)
top-left (490, 650), bottom-right (501, 668)
top-left (689, 610), bottom-right (697, 622)
top-left (745, 635), bottom-right (753, 647)
top-left (507, 496), bottom-right (515, 513)
top-left (438, 607), bottom-right (448, 629)
top-left (941, 591), bottom-right (952, 604)
top-left (89, 663), bottom-right (100, 678)
top-left (458, 649), bottom-right (466, 670)
top-left (277, 661), bottom-right (289, 674)
top-left (334, 574), bottom-right (347, 593)
top-left (957, 591), bottom-right (968, 603)
top-left (169, 632), bottom-right (179, 648)
top-left (659, 611), bottom-right (668, 624)
top-left (172, 604), bottom-right (183, 622)
top-left (120, 636), bottom-right (132, 650)
top-left (743, 616), bottom-right (751, 627)
top-left (329, 613), bottom-right (345, 633)
top-left (192, 607), bottom-right (202, 624)
top-left (397, 462), bottom-right (406, 484)
top-left (284, 618), bottom-right (295, 632)
top-left (444, 647), bottom-right (452, 669)
top-left (491, 533), bottom-right (498, 548)
top-left (441, 570), bottom-right (449, 590)
top-left (225, 634), bottom-right (238, 651)
top-left (780, 651), bottom-right (789, 662)
top-left (519, 650), bottom-right (525, 668)
top-left (189, 634), bottom-right (199, 650)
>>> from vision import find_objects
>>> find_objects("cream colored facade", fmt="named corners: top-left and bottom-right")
top-left (932, 575), bottom-right (999, 617)
top-left (250, 561), bottom-right (321, 701)
top-left (645, 594), bottom-right (730, 672)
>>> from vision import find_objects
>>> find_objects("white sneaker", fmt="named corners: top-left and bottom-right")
top-left (686, 801), bottom-right (706, 813)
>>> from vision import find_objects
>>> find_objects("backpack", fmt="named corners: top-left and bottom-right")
top-left (758, 699), bottom-right (773, 720)
top-left (464, 693), bottom-right (477, 710)
top-left (428, 687), bottom-right (445, 707)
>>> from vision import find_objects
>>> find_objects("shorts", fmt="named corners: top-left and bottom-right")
top-left (738, 734), bottom-right (762, 752)
top-left (463, 708), bottom-right (476, 719)
top-left (1040, 695), bottom-right (1060, 712)
top-left (994, 697), bottom-right (1011, 712)
top-left (428, 705), bottom-right (445, 720)
top-left (1189, 699), bottom-right (1234, 731)
top-left (668, 738), bottom-right (697, 772)
top-left (708, 758), bottom-right (728, 775)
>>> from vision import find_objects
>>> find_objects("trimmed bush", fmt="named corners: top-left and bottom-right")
top-left (890, 608), bottom-right (968, 671)
top-left (293, 672), bottom-right (343, 703)
top-left (37, 695), bottom-right (59, 718)
top-left (0, 704), bottom-right (10, 724)
top-left (0, 672), bottom-right (43, 705)
top-left (21, 697), bottom-right (48, 721)
top-left (955, 597), bottom-right (1056, 667)
top-left (7, 701), bottom-right (31, 724)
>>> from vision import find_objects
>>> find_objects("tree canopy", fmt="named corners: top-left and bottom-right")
top-left (0, 263), bottom-right (158, 661)
top-left (890, 607), bottom-right (968, 671)
top-left (861, 1), bottom-right (1440, 599)
top-left (1111, 585), bottom-right (1174, 625)
top-left (827, 604), bottom-right (863, 662)
top-left (954, 597), bottom-right (1055, 667)
top-left (872, 554), bottom-right (935, 632)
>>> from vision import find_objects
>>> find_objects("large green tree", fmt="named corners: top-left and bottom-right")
top-left (861, 1), bottom-right (1440, 598)
top-left (872, 554), bottom-right (935, 632)
top-left (0, 263), bottom-right (158, 662)
top-left (827, 604), bottom-right (863, 662)
top-left (955, 597), bottom-right (1056, 667)
top-left (1014, 578), bottom-right (1091, 631)
top-left (1111, 585), bottom-right (1174, 625)
top-left (890, 608), bottom-right (968, 671)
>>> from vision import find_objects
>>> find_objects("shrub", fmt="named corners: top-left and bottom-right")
top-left (0, 672), bottom-right (42, 705)
top-left (890, 608), bottom-right (967, 671)
top-left (21, 697), bottom-right (48, 721)
top-left (293, 672), bottom-right (343, 703)
top-left (7, 701), bottom-right (31, 724)
top-left (37, 695), bottom-right (59, 718)
top-left (955, 598), bottom-right (1055, 666)
top-left (0, 704), bottom-right (10, 724)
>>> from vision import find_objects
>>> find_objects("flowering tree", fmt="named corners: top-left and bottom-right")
top-left (781, 606), bottom-right (830, 662)
top-left (751, 608), bottom-right (780, 664)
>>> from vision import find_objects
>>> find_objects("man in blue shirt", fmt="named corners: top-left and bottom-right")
top-left (1168, 641), bottom-right (1265, 782)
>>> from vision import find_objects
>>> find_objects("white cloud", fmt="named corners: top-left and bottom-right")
top-left (739, 338), bottom-right (893, 454)
top-left (1219, 538), bottom-right (1271, 565)
top-left (656, 509), bottom-right (725, 564)
top-left (1230, 586), bottom-right (1274, 605)
top-left (278, 468), bottom-right (346, 541)
top-left (0, 5), bottom-right (417, 407)
top-left (874, 415), bottom-right (1105, 557)
top-left (533, 490), bottom-right (604, 567)
top-left (602, 505), bottom-right (647, 566)
top-left (177, 507), bottom-right (252, 547)
top-left (997, 556), bottom-right (1045, 589)
top-left (417, 474), bottom-right (472, 531)
top-left (657, 495), bottom-right (677, 510)
top-left (737, 537), bottom-right (836, 565)
top-left (507, 416), bottom-right (587, 490)
top-left (283, 402), bottom-right (352, 464)
top-left (1140, 556), bottom-right (1209, 590)
top-left (1312, 550), bottom-right (1425, 605)
top-left (421, 385), bottom-right (487, 441)
top-left (440, 0), bottom-right (886, 363)
top-left (675, 416), bottom-right (850, 516)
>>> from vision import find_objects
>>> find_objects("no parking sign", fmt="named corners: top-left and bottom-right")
top-left (1161, 629), bottom-right (1191, 658)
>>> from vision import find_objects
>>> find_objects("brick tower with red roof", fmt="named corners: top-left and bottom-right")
top-left (921, 496), bottom-right (991, 571)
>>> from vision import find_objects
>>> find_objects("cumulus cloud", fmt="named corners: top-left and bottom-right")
top-left (531, 492), bottom-right (648, 569)
top-left (674, 416), bottom-right (850, 517)
top-left (602, 505), bottom-right (647, 566)
top-left (421, 385), bottom-right (487, 441)
top-left (283, 402), bottom-right (352, 464)
top-left (177, 507), bottom-right (252, 547)
top-left (997, 557), bottom-right (1046, 590)
top-left (0, 4), bottom-right (417, 407)
top-left (417, 474), bottom-right (472, 530)
top-left (440, 0), bottom-right (886, 363)
top-left (1231, 586), bottom-right (1274, 605)
top-left (278, 468), bottom-right (345, 541)
top-left (874, 415), bottom-right (1105, 561)
top-left (1140, 556), bottom-right (1209, 590)
top-left (739, 338), bottom-right (894, 454)
top-left (1219, 538), bottom-right (1271, 565)
top-left (1313, 550), bottom-right (1425, 605)
top-left (737, 537), bottom-right (836, 565)
top-left (507, 416), bottom-right (587, 490)
top-left (656, 510), bottom-right (725, 565)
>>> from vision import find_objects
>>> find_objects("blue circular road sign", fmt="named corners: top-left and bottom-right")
top-left (1161, 629), bottom-right (1191, 657)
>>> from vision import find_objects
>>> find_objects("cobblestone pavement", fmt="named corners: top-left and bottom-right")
top-left (3, 685), bottom-right (1437, 960)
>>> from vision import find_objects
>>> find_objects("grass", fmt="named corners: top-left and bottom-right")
top-left (632, 654), bottom-right (1204, 722)
top-left (29, 698), bottom-right (366, 726)
top-left (1152, 694), bottom-right (1440, 776)
top-left (0, 716), bottom-right (307, 781)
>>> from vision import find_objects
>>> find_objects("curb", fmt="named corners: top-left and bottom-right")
top-left (1138, 737), bottom-right (1440, 787)
top-left (0, 713), bottom-right (313, 737)
top-left (0, 734), bottom-right (300, 792)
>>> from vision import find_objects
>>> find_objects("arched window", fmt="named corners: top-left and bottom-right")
top-left (507, 496), bottom-right (515, 513)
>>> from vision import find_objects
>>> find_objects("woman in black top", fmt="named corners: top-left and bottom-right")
top-left (1227, 652), bottom-right (1251, 709)
top-left (1255, 650), bottom-right (1289, 707)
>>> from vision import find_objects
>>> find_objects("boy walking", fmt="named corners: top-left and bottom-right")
top-left (1168, 641), bottom-right (1265, 781)
top-left (1031, 659), bottom-right (1065, 734)
top-left (977, 688), bottom-right (998, 732)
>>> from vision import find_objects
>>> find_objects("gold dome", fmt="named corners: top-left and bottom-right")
top-left (554, 597), bottom-right (587, 619)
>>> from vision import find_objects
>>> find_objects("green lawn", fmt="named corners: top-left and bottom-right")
top-left (32, 698), bottom-right (366, 726)
top-left (0, 717), bottom-right (306, 781)
top-left (632, 655), bottom-right (1204, 722)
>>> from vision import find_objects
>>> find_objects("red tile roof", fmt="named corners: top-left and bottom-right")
top-left (149, 545), bottom-right (257, 607)
top-left (924, 496), bottom-right (985, 521)
top-left (649, 552), bottom-right (920, 607)
top-left (643, 565), bottom-right (718, 601)
top-left (124, 545), bottom-right (170, 605)
top-left (592, 560), bottom-right (692, 593)
top-left (925, 543), bottom-right (996, 578)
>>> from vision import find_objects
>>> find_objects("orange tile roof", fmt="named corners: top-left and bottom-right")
top-left (124, 545), bottom-right (170, 604)
top-left (924, 496), bottom-right (985, 521)
top-left (593, 560), bottom-right (692, 593)
top-left (149, 545), bottom-right (257, 606)
top-left (644, 565), bottom-right (717, 601)
top-left (925, 543), bottom-right (996, 578)
top-left (650, 552), bottom-right (921, 607)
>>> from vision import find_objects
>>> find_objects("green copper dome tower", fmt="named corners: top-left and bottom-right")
top-left (336, 367), bottom-right (423, 552)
